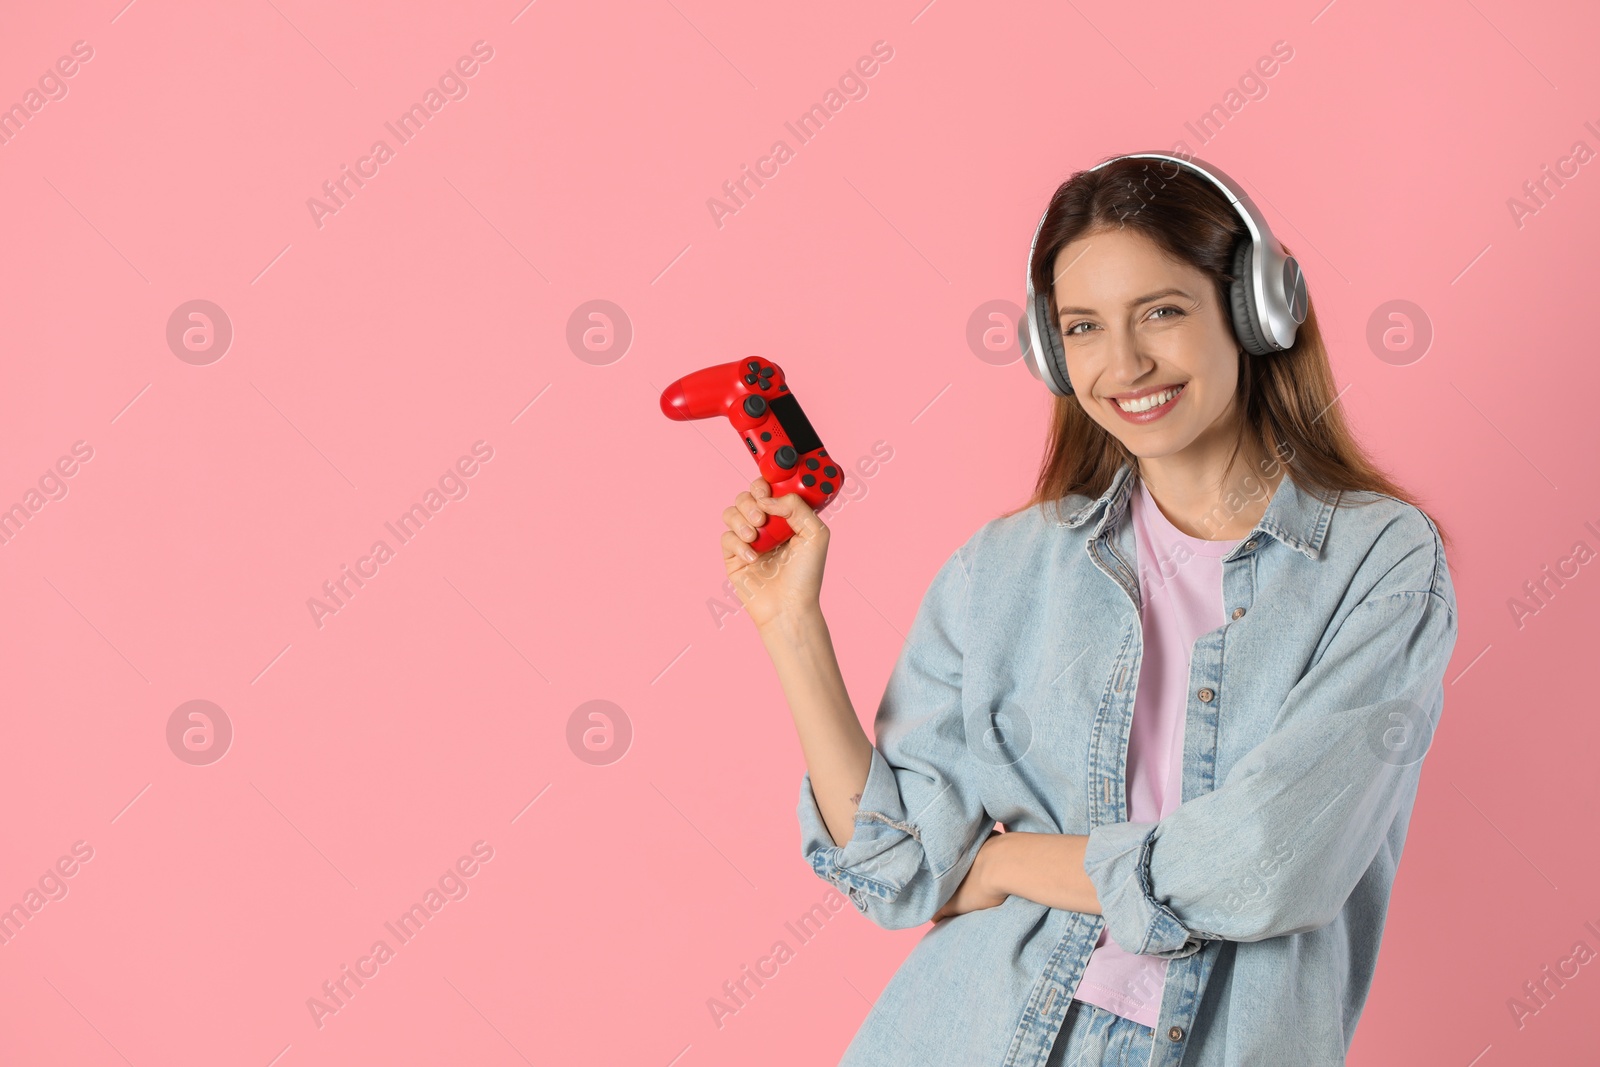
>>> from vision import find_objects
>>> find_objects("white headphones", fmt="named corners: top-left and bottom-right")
top-left (1020, 152), bottom-right (1308, 397)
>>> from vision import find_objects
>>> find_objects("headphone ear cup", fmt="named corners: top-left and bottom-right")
top-left (1049, 317), bottom-right (1074, 396)
top-left (1032, 290), bottom-right (1074, 395)
top-left (1229, 241), bottom-right (1273, 357)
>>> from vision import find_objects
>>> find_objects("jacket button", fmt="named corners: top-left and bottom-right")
top-left (1244, 539), bottom-right (1257, 550)
top-left (1197, 687), bottom-right (1215, 703)
top-left (1168, 1026), bottom-right (1184, 1041)
top-left (1231, 607), bottom-right (1246, 619)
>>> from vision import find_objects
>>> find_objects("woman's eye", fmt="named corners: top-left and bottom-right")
top-left (1063, 307), bottom-right (1182, 335)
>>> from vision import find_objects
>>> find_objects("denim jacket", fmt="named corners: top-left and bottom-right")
top-left (797, 459), bottom-right (1458, 1066)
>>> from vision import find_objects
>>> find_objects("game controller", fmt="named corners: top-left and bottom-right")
top-left (660, 359), bottom-right (843, 554)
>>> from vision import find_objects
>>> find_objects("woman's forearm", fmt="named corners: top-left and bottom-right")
top-left (759, 608), bottom-right (874, 850)
top-left (985, 831), bottom-right (1103, 914)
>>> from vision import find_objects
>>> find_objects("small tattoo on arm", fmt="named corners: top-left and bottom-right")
top-left (849, 792), bottom-right (862, 808)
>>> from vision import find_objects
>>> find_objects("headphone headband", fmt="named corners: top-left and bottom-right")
top-left (1020, 151), bottom-right (1308, 397)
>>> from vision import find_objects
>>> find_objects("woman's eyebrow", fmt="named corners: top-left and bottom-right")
top-left (1056, 287), bottom-right (1192, 317)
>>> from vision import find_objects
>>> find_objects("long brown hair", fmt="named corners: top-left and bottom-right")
top-left (1008, 155), bottom-right (1451, 554)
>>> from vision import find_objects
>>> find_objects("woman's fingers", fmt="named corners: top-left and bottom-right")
top-left (757, 491), bottom-right (825, 541)
top-left (721, 528), bottom-right (757, 563)
top-left (722, 504), bottom-right (758, 542)
top-left (735, 491), bottom-right (767, 529)
top-left (727, 486), bottom-right (827, 562)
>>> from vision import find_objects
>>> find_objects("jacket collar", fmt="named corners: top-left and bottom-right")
top-left (1057, 459), bottom-right (1336, 560)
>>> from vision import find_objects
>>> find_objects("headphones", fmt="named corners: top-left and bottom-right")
top-left (1020, 151), bottom-right (1308, 397)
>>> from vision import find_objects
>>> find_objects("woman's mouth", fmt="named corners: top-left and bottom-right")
top-left (1109, 384), bottom-right (1185, 423)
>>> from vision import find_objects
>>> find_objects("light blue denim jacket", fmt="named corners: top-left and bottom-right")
top-left (797, 460), bottom-right (1458, 1066)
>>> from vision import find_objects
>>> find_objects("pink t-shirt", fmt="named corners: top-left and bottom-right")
top-left (1073, 478), bottom-right (1240, 1027)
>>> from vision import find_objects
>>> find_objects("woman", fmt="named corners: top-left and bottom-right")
top-left (719, 154), bottom-right (1458, 1066)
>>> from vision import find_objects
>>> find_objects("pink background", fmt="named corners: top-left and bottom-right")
top-left (2, 0), bottom-right (1596, 1063)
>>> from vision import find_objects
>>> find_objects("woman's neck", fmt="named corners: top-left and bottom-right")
top-left (1135, 444), bottom-right (1286, 541)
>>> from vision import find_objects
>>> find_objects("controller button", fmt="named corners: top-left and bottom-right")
top-left (774, 445), bottom-right (798, 469)
top-left (779, 383), bottom-right (788, 391)
top-left (820, 481), bottom-right (834, 494)
top-left (801, 474), bottom-right (816, 487)
top-left (756, 379), bottom-right (770, 390)
top-left (819, 450), bottom-right (827, 457)
top-left (747, 360), bottom-right (761, 371)
top-left (743, 395), bottom-right (767, 418)
top-left (758, 365), bottom-right (774, 377)
top-left (805, 458), bottom-right (819, 470)
top-left (823, 465), bottom-right (838, 478)
top-left (744, 374), bottom-right (758, 385)
top-left (760, 432), bottom-right (772, 442)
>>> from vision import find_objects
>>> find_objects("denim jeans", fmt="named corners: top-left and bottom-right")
top-left (1046, 1000), bottom-right (1156, 1067)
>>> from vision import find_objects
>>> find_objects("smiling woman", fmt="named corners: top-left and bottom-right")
top-left (1019, 154), bottom-right (1450, 550)
top-left (740, 152), bottom-right (1461, 1067)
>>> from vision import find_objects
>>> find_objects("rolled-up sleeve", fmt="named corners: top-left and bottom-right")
top-left (797, 545), bottom-right (994, 931)
top-left (1085, 583), bottom-right (1458, 956)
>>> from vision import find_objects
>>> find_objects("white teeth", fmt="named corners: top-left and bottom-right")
top-left (1116, 386), bottom-right (1182, 412)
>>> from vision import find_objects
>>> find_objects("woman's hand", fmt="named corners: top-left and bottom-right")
top-left (721, 477), bottom-right (831, 632)
top-left (931, 829), bottom-right (1010, 923)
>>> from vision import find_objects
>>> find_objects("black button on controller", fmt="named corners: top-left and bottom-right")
top-left (744, 374), bottom-right (757, 385)
top-left (747, 360), bottom-right (760, 371)
top-left (801, 474), bottom-right (816, 487)
top-left (773, 445), bottom-right (798, 469)
top-left (758, 365), bottom-right (774, 377)
top-left (823, 465), bottom-right (837, 478)
top-left (743, 395), bottom-right (767, 418)
top-left (805, 458), bottom-right (819, 471)
top-left (760, 432), bottom-right (771, 441)
top-left (820, 481), bottom-right (834, 493)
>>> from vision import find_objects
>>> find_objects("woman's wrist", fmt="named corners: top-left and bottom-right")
top-left (981, 831), bottom-right (1019, 899)
top-left (981, 832), bottom-right (1100, 913)
top-left (756, 604), bottom-right (827, 648)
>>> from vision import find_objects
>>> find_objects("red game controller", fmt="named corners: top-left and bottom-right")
top-left (660, 359), bottom-right (843, 553)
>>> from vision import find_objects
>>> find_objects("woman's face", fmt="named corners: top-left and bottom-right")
top-left (1050, 226), bottom-right (1243, 463)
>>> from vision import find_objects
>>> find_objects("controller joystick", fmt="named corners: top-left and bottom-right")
top-left (659, 360), bottom-right (842, 553)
